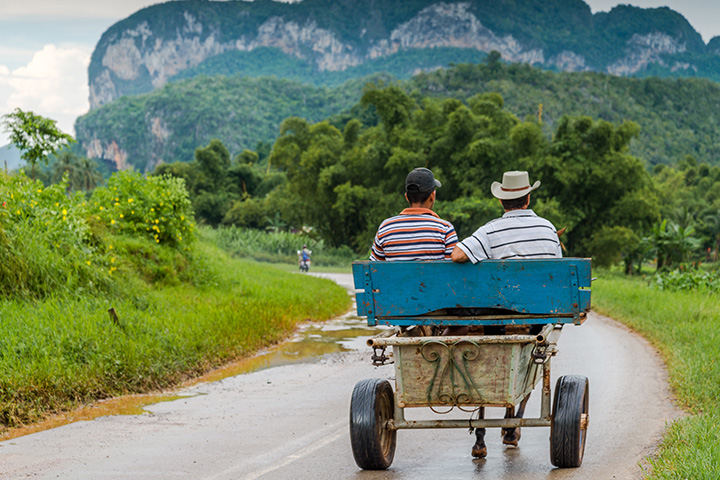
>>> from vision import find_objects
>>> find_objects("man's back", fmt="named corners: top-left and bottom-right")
top-left (370, 208), bottom-right (457, 261)
top-left (455, 209), bottom-right (561, 263)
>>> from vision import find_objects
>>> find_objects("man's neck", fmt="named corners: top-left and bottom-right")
top-left (410, 200), bottom-right (434, 210)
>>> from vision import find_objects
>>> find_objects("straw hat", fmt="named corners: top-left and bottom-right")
top-left (490, 171), bottom-right (540, 200)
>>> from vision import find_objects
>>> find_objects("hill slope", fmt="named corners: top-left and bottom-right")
top-left (88, 0), bottom-right (719, 108)
top-left (76, 75), bottom-right (375, 172)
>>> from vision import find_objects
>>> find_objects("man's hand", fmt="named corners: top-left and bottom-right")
top-left (451, 245), bottom-right (469, 263)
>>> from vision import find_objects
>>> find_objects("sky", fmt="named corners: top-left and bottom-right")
top-left (1, 0), bottom-right (719, 146)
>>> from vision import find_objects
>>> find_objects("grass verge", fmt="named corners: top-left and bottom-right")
top-left (0, 240), bottom-right (350, 433)
top-left (592, 272), bottom-right (720, 479)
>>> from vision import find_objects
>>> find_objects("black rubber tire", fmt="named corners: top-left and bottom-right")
top-left (349, 378), bottom-right (397, 470)
top-left (550, 375), bottom-right (589, 468)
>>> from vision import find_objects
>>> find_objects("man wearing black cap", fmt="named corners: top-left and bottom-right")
top-left (370, 167), bottom-right (457, 262)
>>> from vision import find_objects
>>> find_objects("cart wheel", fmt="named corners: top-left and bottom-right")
top-left (350, 378), bottom-right (397, 470)
top-left (550, 375), bottom-right (589, 468)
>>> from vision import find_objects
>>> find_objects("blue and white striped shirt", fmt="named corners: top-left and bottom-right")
top-left (456, 209), bottom-right (562, 263)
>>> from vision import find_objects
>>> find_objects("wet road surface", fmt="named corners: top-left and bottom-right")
top-left (0, 273), bottom-right (681, 479)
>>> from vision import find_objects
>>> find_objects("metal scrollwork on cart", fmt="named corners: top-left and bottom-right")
top-left (420, 339), bottom-right (485, 412)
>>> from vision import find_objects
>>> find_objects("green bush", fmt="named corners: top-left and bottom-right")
top-left (0, 172), bottom-right (110, 298)
top-left (89, 171), bottom-right (196, 247)
top-left (653, 267), bottom-right (720, 292)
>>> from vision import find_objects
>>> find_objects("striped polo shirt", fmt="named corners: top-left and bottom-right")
top-left (370, 208), bottom-right (458, 261)
top-left (456, 209), bottom-right (562, 263)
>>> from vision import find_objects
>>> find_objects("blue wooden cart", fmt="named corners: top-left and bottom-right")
top-left (349, 258), bottom-right (592, 470)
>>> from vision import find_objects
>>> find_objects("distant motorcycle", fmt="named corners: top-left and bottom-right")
top-left (299, 258), bottom-right (310, 272)
top-left (297, 246), bottom-right (312, 272)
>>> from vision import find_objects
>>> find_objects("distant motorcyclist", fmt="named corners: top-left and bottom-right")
top-left (297, 244), bottom-right (312, 272)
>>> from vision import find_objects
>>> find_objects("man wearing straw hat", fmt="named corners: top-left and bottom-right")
top-left (451, 170), bottom-right (562, 263)
top-left (451, 170), bottom-right (562, 458)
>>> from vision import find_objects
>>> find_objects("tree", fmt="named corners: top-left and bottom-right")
top-left (537, 116), bottom-right (660, 257)
top-left (52, 149), bottom-right (81, 188)
top-left (2, 108), bottom-right (74, 180)
top-left (195, 139), bottom-right (230, 191)
top-left (589, 226), bottom-right (640, 273)
top-left (484, 50), bottom-right (502, 74)
top-left (76, 157), bottom-right (103, 191)
top-left (704, 209), bottom-right (720, 261)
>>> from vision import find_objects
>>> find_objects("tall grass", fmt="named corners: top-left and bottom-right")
top-left (0, 171), bottom-right (350, 433)
top-left (593, 273), bottom-right (720, 479)
top-left (0, 241), bottom-right (350, 431)
top-left (209, 226), bottom-right (358, 266)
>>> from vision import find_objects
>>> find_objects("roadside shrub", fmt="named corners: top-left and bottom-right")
top-left (0, 171), bottom-right (110, 298)
top-left (653, 268), bottom-right (720, 292)
top-left (90, 170), bottom-right (195, 248)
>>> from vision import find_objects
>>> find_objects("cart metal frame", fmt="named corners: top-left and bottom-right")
top-left (349, 259), bottom-right (592, 470)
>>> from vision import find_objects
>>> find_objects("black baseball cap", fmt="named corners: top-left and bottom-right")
top-left (405, 168), bottom-right (441, 194)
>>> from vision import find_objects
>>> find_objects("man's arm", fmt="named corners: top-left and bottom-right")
top-left (451, 245), bottom-right (469, 263)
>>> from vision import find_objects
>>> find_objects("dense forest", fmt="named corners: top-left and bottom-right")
top-left (76, 58), bottom-right (720, 173)
top-left (151, 77), bottom-right (720, 272)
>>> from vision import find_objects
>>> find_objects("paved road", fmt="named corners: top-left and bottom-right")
top-left (0, 273), bottom-right (681, 480)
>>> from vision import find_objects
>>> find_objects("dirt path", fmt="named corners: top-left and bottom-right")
top-left (0, 273), bottom-right (681, 479)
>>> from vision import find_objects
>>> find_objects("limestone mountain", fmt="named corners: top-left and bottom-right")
top-left (88, 0), bottom-right (719, 109)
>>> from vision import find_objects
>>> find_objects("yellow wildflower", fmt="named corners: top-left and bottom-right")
top-left (86, 260), bottom-right (91, 266)
top-left (128, 198), bottom-right (133, 203)
top-left (110, 257), bottom-right (116, 263)
top-left (120, 214), bottom-right (124, 218)
top-left (111, 219), bottom-right (116, 224)
top-left (62, 209), bottom-right (67, 215)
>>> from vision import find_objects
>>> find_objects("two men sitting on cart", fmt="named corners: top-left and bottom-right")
top-left (370, 168), bottom-right (563, 458)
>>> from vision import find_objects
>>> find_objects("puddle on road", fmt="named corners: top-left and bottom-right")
top-left (195, 312), bottom-right (381, 384)
top-left (1, 310), bottom-right (382, 442)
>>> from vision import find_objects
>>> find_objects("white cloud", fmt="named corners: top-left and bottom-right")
top-left (0, 0), bottom-right (301, 20)
top-left (1, 44), bottom-right (90, 145)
